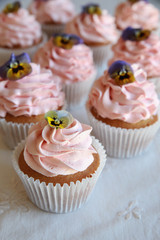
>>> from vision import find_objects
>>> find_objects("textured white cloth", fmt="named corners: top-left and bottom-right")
top-left (0, 0), bottom-right (160, 239)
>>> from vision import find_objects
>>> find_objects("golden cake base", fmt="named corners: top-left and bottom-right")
top-left (4, 113), bottom-right (45, 124)
top-left (91, 107), bottom-right (158, 129)
top-left (19, 150), bottom-right (100, 187)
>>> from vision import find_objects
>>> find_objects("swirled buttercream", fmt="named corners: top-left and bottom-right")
top-left (66, 10), bottom-right (118, 44)
top-left (0, 8), bottom-right (42, 48)
top-left (89, 64), bottom-right (159, 123)
top-left (33, 37), bottom-right (96, 84)
top-left (29, 0), bottom-right (75, 24)
top-left (24, 118), bottom-right (96, 177)
top-left (109, 34), bottom-right (160, 78)
top-left (0, 63), bottom-right (65, 117)
top-left (115, 1), bottom-right (159, 30)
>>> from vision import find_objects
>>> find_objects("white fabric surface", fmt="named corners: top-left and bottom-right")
top-left (0, 0), bottom-right (160, 239)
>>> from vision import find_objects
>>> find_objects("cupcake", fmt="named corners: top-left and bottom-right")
top-left (0, 1), bottom-right (47, 63)
top-left (29, 0), bottom-right (75, 37)
top-left (66, 3), bottom-right (118, 66)
top-left (0, 53), bottom-right (65, 149)
top-left (33, 33), bottom-right (97, 108)
top-left (108, 27), bottom-right (160, 94)
top-left (115, 0), bottom-right (159, 32)
top-left (12, 110), bottom-right (106, 213)
top-left (87, 60), bottom-right (160, 158)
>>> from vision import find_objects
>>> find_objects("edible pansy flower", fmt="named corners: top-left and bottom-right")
top-left (82, 3), bottom-right (102, 15)
top-left (53, 33), bottom-right (83, 50)
top-left (128, 0), bottom-right (148, 4)
top-left (122, 27), bottom-right (151, 41)
top-left (2, 1), bottom-right (21, 14)
top-left (0, 53), bottom-right (32, 81)
top-left (45, 110), bottom-right (73, 129)
top-left (108, 60), bottom-right (135, 86)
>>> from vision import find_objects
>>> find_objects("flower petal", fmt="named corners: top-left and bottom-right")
top-left (108, 60), bottom-right (135, 86)
top-left (53, 33), bottom-right (83, 49)
top-left (122, 27), bottom-right (151, 41)
top-left (3, 1), bottom-right (21, 14)
top-left (45, 110), bottom-right (73, 129)
top-left (0, 53), bottom-right (32, 80)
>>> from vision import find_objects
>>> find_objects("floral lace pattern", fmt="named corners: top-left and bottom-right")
top-left (117, 201), bottom-right (143, 220)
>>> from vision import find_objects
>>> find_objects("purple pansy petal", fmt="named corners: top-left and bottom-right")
top-left (122, 27), bottom-right (138, 41)
top-left (53, 33), bottom-right (83, 49)
top-left (15, 52), bottom-right (31, 64)
top-left (3, 1), bottom-right (21, 14)
top-left (122, 26), bottom-right (151, 41)
top-left (108, 60), bottom-right (135, 85)
top-left (53, 33), bottom-right (83, 44)
top-left (108, 60), bottom-right (133, 75)
top-left (0, 53), bottom-right (31, 80)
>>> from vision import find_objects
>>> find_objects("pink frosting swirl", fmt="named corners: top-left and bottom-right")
top-left (66, 10), bottom-right (118, 44)
top-left (33, 37), bottom-right (96, 84)
top-left (0, 63), bottom-right (65, 117)
top-left (29, 0), bottom-right (75, 24)
top-left (24, 118), bottom-right (96, 177)
top-left (109, 34), bottom-right (160, 78)
top-left (89, 64), bottom-right (159, 123)
top-left (115, 1), bottom-right (159, 30)
top-left (0, 8), bottom-right (42, 48)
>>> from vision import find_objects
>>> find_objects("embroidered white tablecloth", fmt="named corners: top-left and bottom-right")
top-left (0, 0), bottom-right (160, 239)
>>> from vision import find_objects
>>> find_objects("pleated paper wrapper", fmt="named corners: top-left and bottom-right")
top-left (64, 71), bottom-right (97, 109)
top-left (0, 120), bottom-right (33, 150)
top-left (0, 33), bottom-right (48, 65)
top-left (12, 137), bottom-right (106, 213)
top-left (90, 44), bottom-right (112, 66)
top-left (86, 104), bottom-right (160, 158)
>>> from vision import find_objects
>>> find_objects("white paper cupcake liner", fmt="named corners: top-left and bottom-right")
top-left (64, 71), bottom-right (97, 109)
top-left (148, 76), bottom-right (160, 96)
top-left (0, 103), bottom-right (67, 150)
top-left (89, 44), bottom-right (112, 66)
top-left (0, 119), bottom-right (33, 150)
top-left (12, 137), bottom-right (106, 213)
top-left (42, 23), bottom-right (65, 38)
top-left (0, 33), bottom-right (48, 65)
top-left (86, 104), bottom-right (160, 158)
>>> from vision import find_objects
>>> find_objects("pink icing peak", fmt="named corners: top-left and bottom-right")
top-left (33, 37), bottom-right (96, 84)
top-left (66, 9), bottom-right (118, 44)
top-left (109, 33), bottom-right (160, 78)
top-left (0, 63), bottom-right (65, 117)
top-left (0, 8), bottom-right (42, 48)
top-left (24, 118), bottom-right (96, 177)
top-left (89, 64), bottom-right (159, 123)
top-left (115, 1), bottom-right (159, 30)
top-left (29, 0), bottom-right (75, 23)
